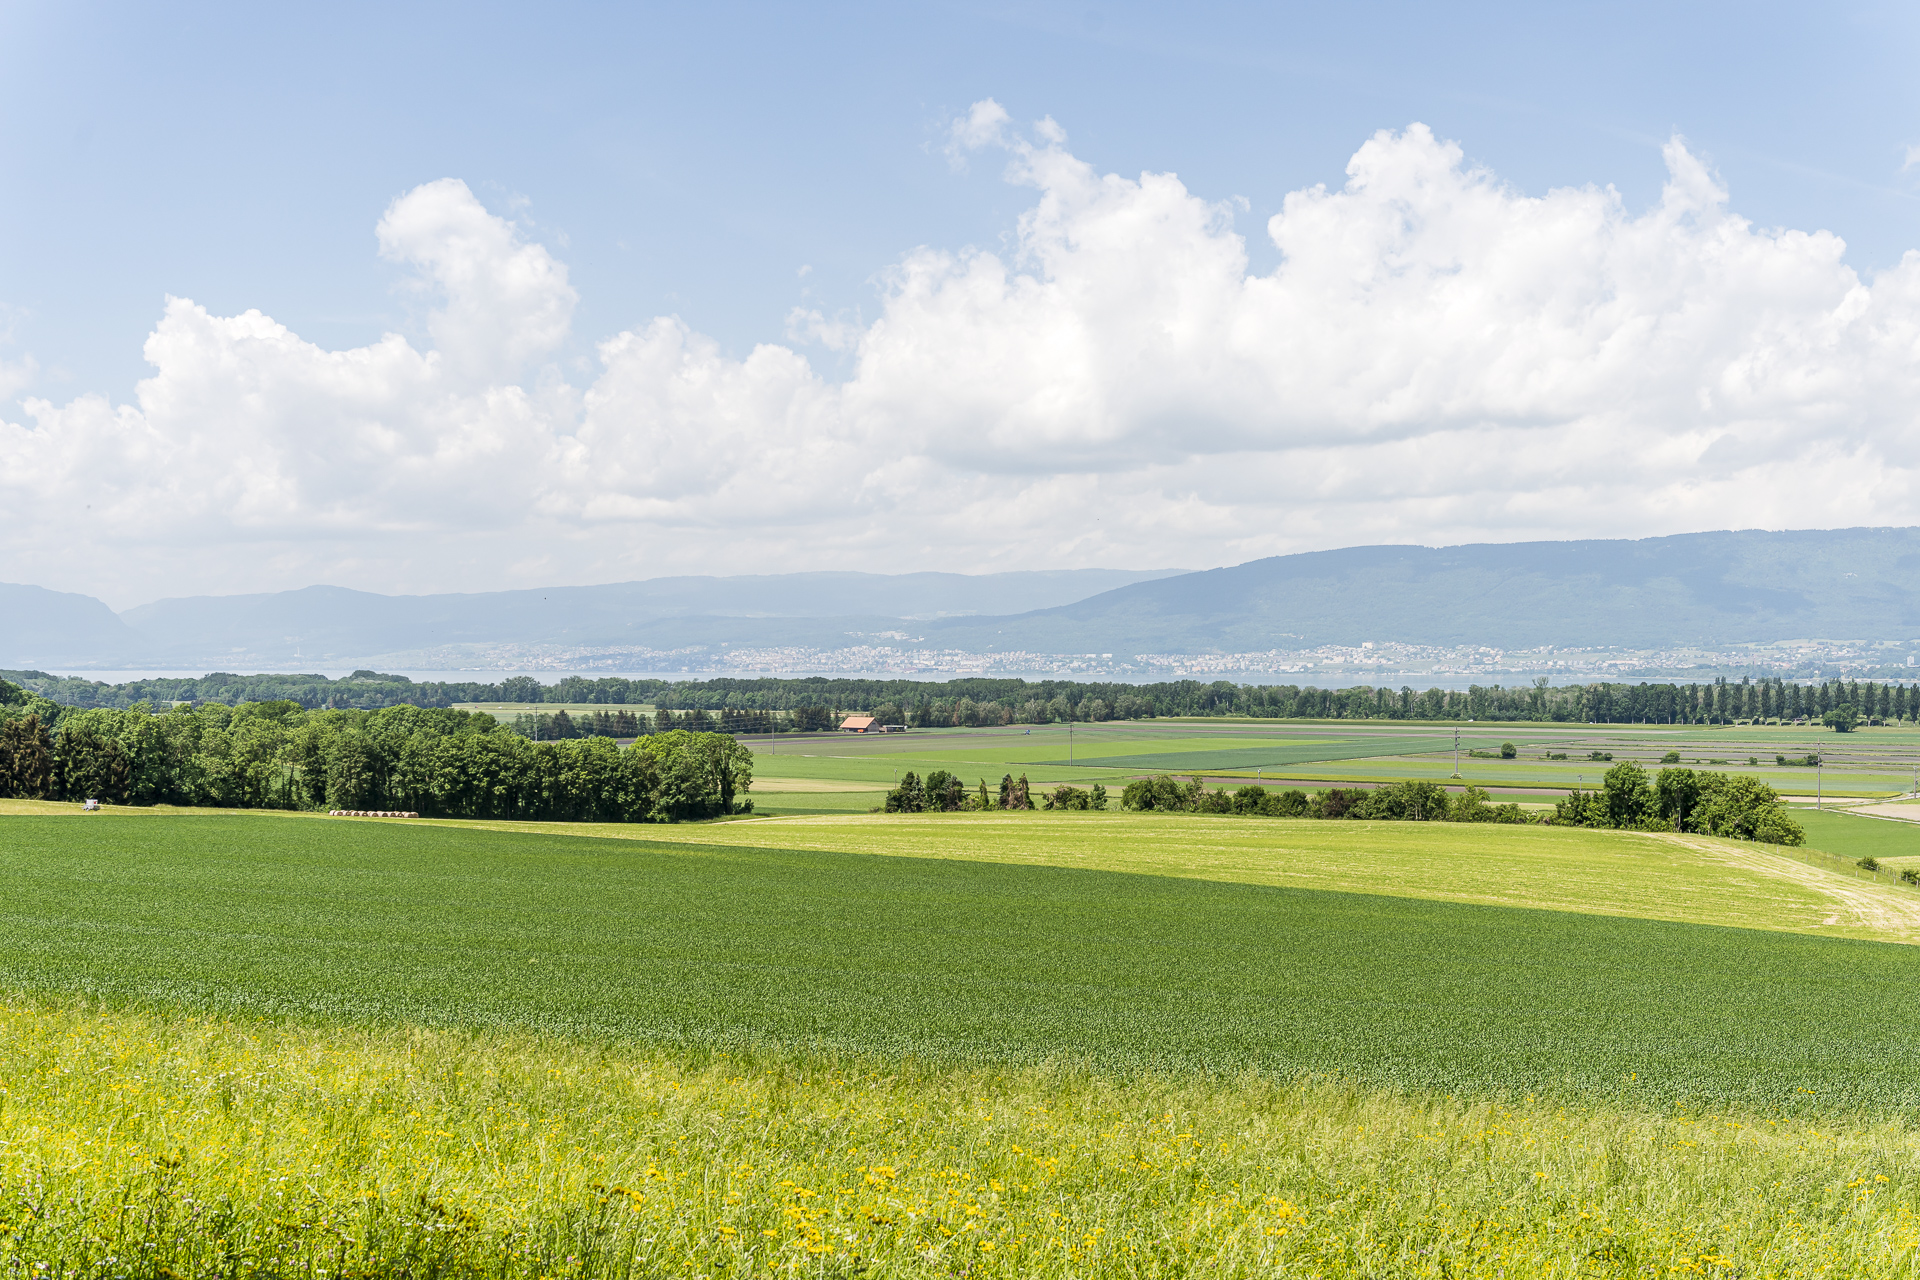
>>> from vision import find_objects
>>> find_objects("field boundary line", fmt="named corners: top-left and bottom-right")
top-left (1657, 833), bottom-right (1920, 943)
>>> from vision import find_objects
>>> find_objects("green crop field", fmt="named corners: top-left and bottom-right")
top-left (11, 805), bottom-right (1920, 1276)
top-left (1031, 734), bottom-right (1457, 772)
top-left (1795, 807), bottom-right (1920, 864)
top-left (7, 811), bottom-right (1920, 1100)
top-left (737, 717), bottom-right (1920, 801)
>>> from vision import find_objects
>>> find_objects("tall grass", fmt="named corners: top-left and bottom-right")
top-left (4, 999), bottom-right (1919, 1278)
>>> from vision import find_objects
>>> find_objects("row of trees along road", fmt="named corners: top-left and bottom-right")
top-left (0, 681), bottom-right (750, 821)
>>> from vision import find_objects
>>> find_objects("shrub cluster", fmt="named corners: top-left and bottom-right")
top-left (884, 771), bottom-right (1110, 813)
top-left (1552, 762), bottom-right (1803, 844)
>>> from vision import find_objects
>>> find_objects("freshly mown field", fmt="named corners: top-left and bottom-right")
top-left (10, 810), bottom-right (1920, 1276)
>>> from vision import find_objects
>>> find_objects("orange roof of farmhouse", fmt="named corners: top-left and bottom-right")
top-left (840, 715), bottom-right (877, 731)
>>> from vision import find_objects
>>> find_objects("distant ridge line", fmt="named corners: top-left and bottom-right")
top-left (5, 527), bottom-right (1918, 668)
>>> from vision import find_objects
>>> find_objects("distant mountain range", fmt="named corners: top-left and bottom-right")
top-left (0, 569), bottom-right (1183, 668)
top-left (6, 527), bottom-right (1919, 671)
top-left (920, 528), bottom-right (1920, 654)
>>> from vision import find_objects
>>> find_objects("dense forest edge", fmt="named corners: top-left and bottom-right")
top-left (0, 679), bottom-right (750, 822)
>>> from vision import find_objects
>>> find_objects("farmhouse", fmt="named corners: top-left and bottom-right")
top-left (839, 715), bottom-right (906, 733)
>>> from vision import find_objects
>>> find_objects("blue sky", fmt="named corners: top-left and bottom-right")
top-left (3, 1), bottom-right (1919, 604)
top-left (8, 0), bottom-right (1916, 399)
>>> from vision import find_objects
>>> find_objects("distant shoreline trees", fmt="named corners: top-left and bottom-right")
top-left (9, 668), bottom-right (1916, 730)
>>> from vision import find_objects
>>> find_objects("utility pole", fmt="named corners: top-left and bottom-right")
top-left (1817, 754), bottom-right (1823, 810)
top-left (1069, 719), bottom-right (1074, 765)
top-left (1452, 726), bottom-right (1461, 779)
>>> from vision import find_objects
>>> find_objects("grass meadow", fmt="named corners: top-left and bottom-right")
top-left (10, 803), bottom-right (1920, 1274)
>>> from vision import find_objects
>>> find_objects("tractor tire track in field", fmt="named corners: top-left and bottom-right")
top-left (1659, 832), bottom-right (1920, 943)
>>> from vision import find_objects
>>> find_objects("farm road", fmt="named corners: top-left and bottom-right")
top-left (1662, 833), bottom-right (1920, 944)
top-left (1846, 803), bottom-right (1920, 824)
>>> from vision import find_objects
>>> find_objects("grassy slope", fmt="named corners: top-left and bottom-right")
top-left (13, 797), bottom-right (1914, 940)
top-left (9, 814), bottom-right (1920, 1109)
top-left (436, 810), bottom-right (1920, 944)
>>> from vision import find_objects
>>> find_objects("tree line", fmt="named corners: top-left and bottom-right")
top-left (9, 668), bottom-right (1915, 729)
top-left (877, 765), bottom-right (1800, 842)
top-left (0, 681), bottom-right (751, 822)
top-left (1118, 777), bottom-right (1534, 822)
top-left (509, 708), bottom-right (796, 740)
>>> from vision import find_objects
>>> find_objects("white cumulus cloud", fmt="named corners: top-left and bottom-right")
top-left (375, 178), bottom-right (577, 382)
top-left (5, 108), bottom-right (1920, 608)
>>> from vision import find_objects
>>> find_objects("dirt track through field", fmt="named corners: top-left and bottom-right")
top-left (1659, 833), bottom-right (1920, 943)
